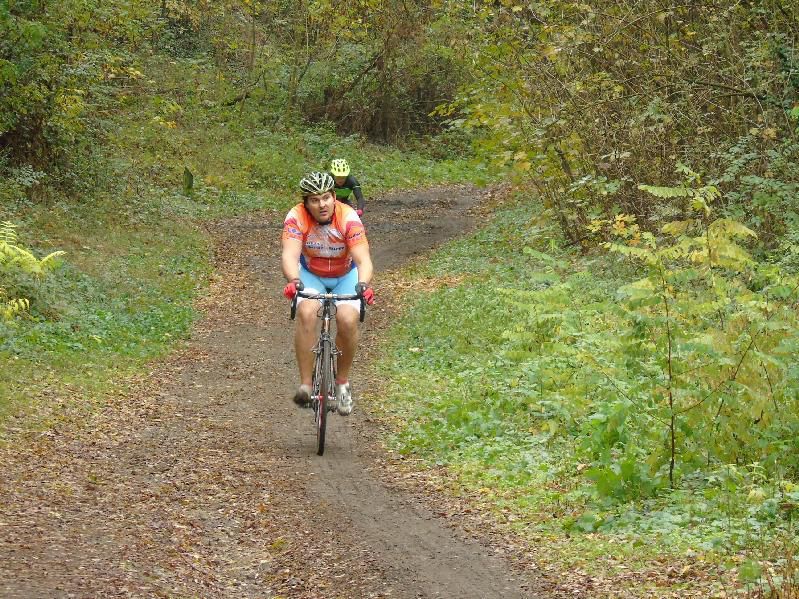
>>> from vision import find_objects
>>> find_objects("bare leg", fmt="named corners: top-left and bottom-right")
top-left (334, 305), bottom-right (359, 382)
top-left (295, 300), bottom-right (320, 386)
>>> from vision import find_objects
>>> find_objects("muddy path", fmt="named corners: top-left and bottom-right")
top-left (0, 186), bottom-right (549, 598)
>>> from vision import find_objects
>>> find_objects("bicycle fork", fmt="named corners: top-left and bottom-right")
top-left (311, 334), bottom-right (340, 413)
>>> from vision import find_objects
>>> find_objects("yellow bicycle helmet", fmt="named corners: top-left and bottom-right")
top-left (330, 158), bottom-right (350, 177)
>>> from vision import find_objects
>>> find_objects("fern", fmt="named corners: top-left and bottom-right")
top-left (708, 218), bottom-right (757, 240)
top-left (0, 294), bottom-right (29, 321)
top-left (639, 177), bottom-right (720, 217)
top-left (0, 221), bottom-right (18, 245)
top-left (0, 222), bottom-right (65, 321)
top-left (0, 222), bottom-right (65, 277)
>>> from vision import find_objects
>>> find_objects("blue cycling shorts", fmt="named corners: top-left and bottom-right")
top-left (297, 265), bottom-right (360, 310)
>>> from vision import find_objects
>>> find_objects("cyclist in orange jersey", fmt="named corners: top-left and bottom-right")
top-left (281, 171), bottom-right (375, 415)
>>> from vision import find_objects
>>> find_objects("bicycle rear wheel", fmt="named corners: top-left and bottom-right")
top-left (315, 339), bottom-right (334, 456)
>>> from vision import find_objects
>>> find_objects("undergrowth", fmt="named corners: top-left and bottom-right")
top-left (374, 197), bottom-right (799, 595)
top-left (104, 55), bottom-right (483, 218)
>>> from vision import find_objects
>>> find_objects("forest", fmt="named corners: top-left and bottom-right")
top-left (2, 0), bottom-right (799, 596)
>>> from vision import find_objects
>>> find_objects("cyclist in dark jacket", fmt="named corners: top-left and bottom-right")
top-left (329, 158), bottom-right (365, 216)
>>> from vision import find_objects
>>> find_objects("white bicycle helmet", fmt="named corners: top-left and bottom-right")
top-left (299, 171), bottom-right (335, 195)
top-left (330, 158), bottom-right (350, 177)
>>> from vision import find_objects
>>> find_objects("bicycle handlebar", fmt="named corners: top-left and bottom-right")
top-left (295, 290), bottom-right (362, 301)
top-left (290, 289), bottom-right (366, 322)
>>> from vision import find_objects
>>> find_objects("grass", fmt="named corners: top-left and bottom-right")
top-left (370, 197), bottom-right (799, 595)
top-left (0, 195), bottom-right (209, 425)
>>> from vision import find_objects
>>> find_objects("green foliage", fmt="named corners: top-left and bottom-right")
top-left (1, 0), bottom-right (479, 207)
top-left (253, 1), bottom-right (468, 142)
top-left (377, 193), bottom-right (799, 564)
top-left (601, 181), bottom-right (799, 489)
top-left (435, 0), bottom-right (799, 246)
top-left (134, 0), bottom-right (470, 143)
top-left (0, 0), bottom-right (157, 172)
top-left (0, 294), bottom-right (27, 321)
top-left (714, 131), bottom-right (799, 244)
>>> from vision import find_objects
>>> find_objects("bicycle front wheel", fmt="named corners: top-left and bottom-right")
top-left (315, 339), bottom-right (334, 456)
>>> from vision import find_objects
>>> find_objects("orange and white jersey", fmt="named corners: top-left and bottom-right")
top-left (282, 201), bottom-right (368, 277)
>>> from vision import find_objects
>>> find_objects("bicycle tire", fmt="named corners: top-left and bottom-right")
top-left (316, 339), bottom-right (334, 456)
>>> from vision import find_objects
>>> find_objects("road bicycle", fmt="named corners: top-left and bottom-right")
top-left (291, 289), bottom-right (366, 456)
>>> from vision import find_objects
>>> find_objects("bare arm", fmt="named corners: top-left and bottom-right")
top-left (281, 237), bottom-right (303, 282)
top-left (350, 243), bottom-right (373, 285)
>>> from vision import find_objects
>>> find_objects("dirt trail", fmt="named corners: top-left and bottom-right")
top-left (0, 186), bottom-right (547, 598)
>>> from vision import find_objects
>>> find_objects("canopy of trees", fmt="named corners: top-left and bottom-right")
top-left (3, 1), bottom-right (798, 242)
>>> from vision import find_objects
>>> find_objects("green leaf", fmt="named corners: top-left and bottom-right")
top-left (738, 560), bottom-right (762, 584)
top-left (638, 184), bottom-right (691, 198)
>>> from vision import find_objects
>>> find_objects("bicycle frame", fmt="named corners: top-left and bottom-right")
top-left (291, 289), bottom-right (365, 455)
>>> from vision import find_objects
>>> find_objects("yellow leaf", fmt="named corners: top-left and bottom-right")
top-left (542, 45), bottom-right (561, 60)
top-left (587, 218), bottom-right (608, 233)
top-left (662, 220), bottom-right (692, 236)
top-left (689, 250), bottom-right (706, 264)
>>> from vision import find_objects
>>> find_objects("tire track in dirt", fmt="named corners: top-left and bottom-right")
top-left (0, 185), bottom-right (546, 598)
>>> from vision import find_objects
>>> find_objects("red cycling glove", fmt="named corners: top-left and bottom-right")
top-left (356, 209), bottom-right (364, 217)
top-left (355, 282), bottom-right (375, 305)
top-left (283, 278), bottom-right (303, 300)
